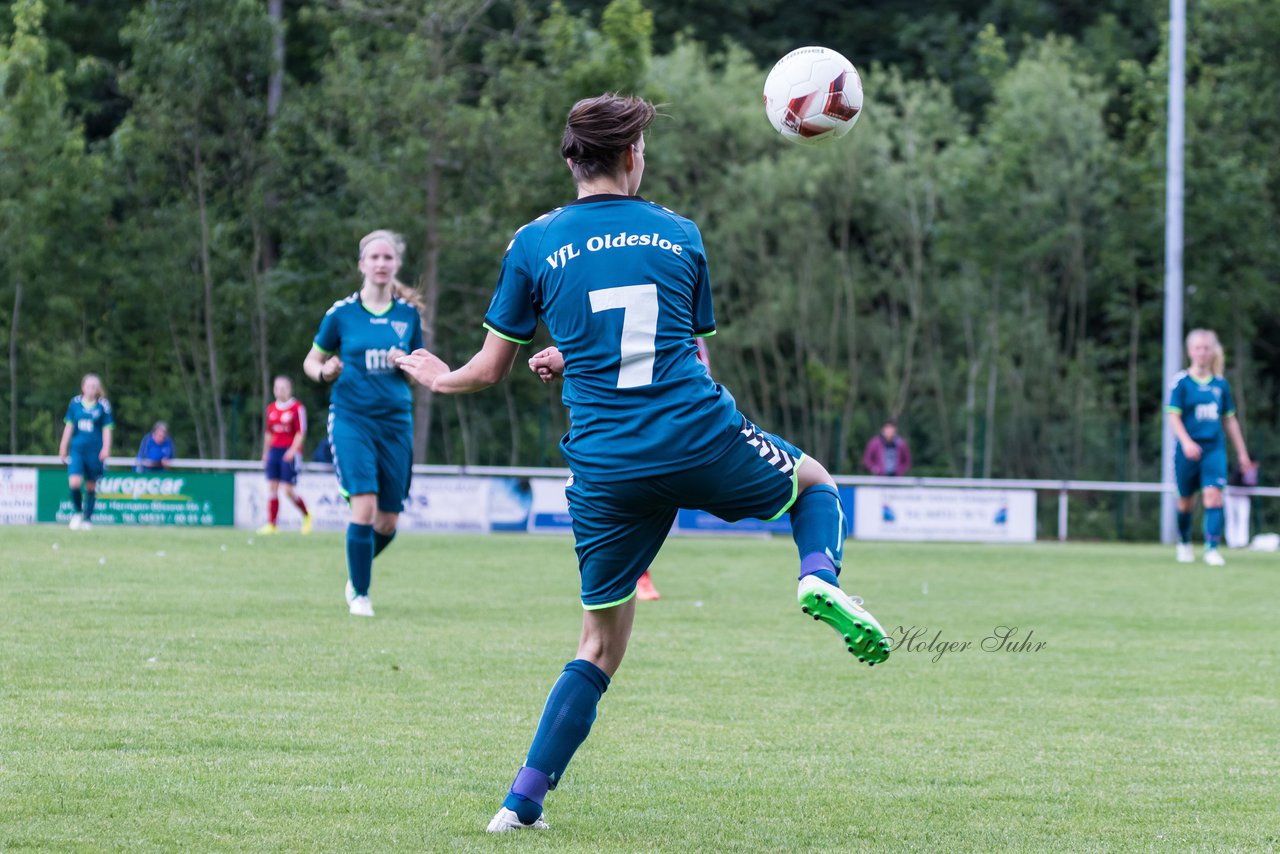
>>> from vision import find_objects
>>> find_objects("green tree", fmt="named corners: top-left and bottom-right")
top-left (0, 0), bottom-right (105, 454)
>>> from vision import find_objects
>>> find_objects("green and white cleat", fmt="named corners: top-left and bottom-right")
top-left (1203, 548), bottom-right (1226, 567)
top-left (1176, 543), bottom-right (1194, 563)
top-left (486, 807), bottom-right (549, 833)
top-left (798, 575), bottom-right (891, 666)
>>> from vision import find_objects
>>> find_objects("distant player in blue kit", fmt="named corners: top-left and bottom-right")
top-left (57, 373), bottom-right (114, 530)
top-left (396, 94), bottom-right (892, 833)
top-left (1167, 328), bottom-right (1253, 566)
top-left (303, 230), bottom-right (424, 617)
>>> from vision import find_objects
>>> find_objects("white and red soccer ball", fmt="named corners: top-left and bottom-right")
top-left (763, 46), bottom-right (863, 145)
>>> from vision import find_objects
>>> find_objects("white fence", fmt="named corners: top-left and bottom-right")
top-left (5, 455), bottom-right (1279, 542)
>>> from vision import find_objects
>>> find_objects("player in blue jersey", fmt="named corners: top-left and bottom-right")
top-left (57, 373), bottom-right (114, 530)
top-left (1166, 328), bottom-right (1253, 566)
top-left (303, 230), bottom-right (425, 617)
top-left (396, 94), bottom-right (892, 833)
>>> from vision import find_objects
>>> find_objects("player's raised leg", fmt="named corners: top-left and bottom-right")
top-left (490, 599), bottom-right (633, 832)
top-left (791, 457), bottom-right (889, 665)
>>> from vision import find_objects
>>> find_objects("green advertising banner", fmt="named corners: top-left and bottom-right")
top-left (37, 470), bottom-right (235, 526)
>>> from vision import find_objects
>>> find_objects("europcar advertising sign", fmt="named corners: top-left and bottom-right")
top-left (36, 470), bottom-right (235, 526)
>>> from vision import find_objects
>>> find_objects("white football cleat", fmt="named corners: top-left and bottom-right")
top-left (1203, 548), bottom-right (1226, 567)
top-left (348, 595), bottom-right (374, 617)
top-left (69, 513), bottom-right (83, 530)
top-left (1176, 543), bottom-right (1194, 563)
top-left (79, 520), bottom-right (93, 531)
top-left (345, 581), bottom-right (356, 605)
top-left (486, 807), bottom-right (549, 833)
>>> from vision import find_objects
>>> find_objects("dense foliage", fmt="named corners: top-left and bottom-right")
top-left (3, 0), bottom-right (1278, 502)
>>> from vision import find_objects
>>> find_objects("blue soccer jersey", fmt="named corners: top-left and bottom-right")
top-left (1166, 371), bottom-right (1235, 444)
top-left (484, 194), bottom-right (740, 480)
top-left (314, 294), bottom-right (424, 417)
top-left (64, 395), bottom-right (114, 451)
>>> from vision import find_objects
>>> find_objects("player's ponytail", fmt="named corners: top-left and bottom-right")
top-left (358, 229), bottom-right (425, 312)
top-left (561, 93), bottom-right (656, 182)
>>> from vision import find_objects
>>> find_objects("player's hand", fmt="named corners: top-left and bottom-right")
top-left (396, 348), bottom-right (451, 390)
top-left (321, 356), bottom-right (344, 383)
top-left (1240, 454), bottom-right (1255, 471)
top-left (99, 449), bottom-right (109, 462)
top-left (59, 452), bottom-right (68, 464)
top-left (1181, 439), bottom-right (1202, 460)
top-left (284, 448), bottom-right (296, 463)
top-left (528, 346), bottom-right (565, 384)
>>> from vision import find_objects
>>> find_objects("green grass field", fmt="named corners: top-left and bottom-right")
top-left (2, 527), bottom-right (1277, 852)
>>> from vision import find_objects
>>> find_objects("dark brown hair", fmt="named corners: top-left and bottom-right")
top-left (560, 93), bottom-right (656, 183)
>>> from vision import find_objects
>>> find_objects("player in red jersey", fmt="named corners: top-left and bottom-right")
top-left (259, 375), bottom-right (313, 534)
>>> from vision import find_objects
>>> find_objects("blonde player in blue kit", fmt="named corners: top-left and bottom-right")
top-left (303, 230), bottom-right (424, 617)
top-left (1166, 328), bottom-right (1253, 566)
top-left (396, 94), bottom-right (892, 833)
top-left (58, 373), bottom-right (113, 530)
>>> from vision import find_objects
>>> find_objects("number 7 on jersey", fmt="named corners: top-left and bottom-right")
top-left (589, 284), bottom-right (658, 389)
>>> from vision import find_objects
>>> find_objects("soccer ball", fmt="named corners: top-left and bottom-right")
top-left (763, 46), bottom-right (863, 145)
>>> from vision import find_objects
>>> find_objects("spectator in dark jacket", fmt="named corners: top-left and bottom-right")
top-left (863, 420), bottom-right (912, 476)
top-left (135, 422), bottom-right (175, 472)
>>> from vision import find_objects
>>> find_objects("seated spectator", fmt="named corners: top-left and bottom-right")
top-left (135, 421), bottom-right (175, 472)
top-left (862, 419), bottom-right (912, 476)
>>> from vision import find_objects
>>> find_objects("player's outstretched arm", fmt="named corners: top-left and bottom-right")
top-left (398, 333), bottom-right (520, 395)
top-left (528, 347), bottom-right (565, 384)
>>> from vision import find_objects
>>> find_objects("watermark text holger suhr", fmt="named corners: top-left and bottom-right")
top-left (890, 625), bottom-right (1047, 663)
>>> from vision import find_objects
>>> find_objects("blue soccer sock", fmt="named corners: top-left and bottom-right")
top-left (790, 483), bottom-right (845, 587)
top-left (347, 523), bottom-right (374, 596)
top-left (373, 528), bottom-right (396, 558)
top-left (1204, 507), bottom-right (1224, 549)
top-left (1176, 510), bottom-right (1192, 544)
top-left (84, 491), bottom-right (96, 521)
top-left (70, 487), bottom-right (83, 514)
top-left (502, 659), bottom-right (610, 824)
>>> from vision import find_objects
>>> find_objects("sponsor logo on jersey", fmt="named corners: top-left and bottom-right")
top-left (391, 320), bottom-right (409, 339)
top-left (1194, 402), bottom-right (1220, 422)
top-left (364, 349), bottom-right (396, 372)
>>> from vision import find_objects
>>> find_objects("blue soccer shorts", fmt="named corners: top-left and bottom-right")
top-left (1174, 440), bottom-right (1227, 497)
top-left (568, 417), bottom-right (805, 609)
top-left (68, 448), bottom-right (105, 482)
top-left (328, 407), bottom-right (413, 513)
top-left (265, 446), bottom-right (298, 485)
